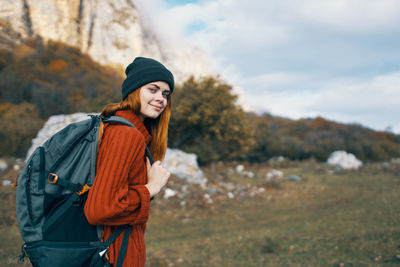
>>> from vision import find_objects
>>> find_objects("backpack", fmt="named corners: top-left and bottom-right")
top-left (16, 114), bottom-right (153, 267)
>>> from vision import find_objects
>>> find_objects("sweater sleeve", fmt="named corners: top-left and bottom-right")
top-left (84, 125), bottom-right (151, 226)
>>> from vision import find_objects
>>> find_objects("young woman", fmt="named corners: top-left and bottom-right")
top-left (84, 57), bottom-right (174, 267)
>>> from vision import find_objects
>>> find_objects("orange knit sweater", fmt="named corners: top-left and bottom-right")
top-left (84, 109), bottom-right (152, 267)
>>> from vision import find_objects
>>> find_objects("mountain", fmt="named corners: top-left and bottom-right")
top-left (0, 0), bottom-right (216, 82)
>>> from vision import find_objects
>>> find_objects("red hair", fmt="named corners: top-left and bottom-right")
top-left (101, 89), bottom-right (172, 161)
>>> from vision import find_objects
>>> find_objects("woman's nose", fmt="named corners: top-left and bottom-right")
top-left (155, 91), bottom-right (165, 101)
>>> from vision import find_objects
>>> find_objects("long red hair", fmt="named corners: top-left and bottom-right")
top-left (101, 89), bottom-right (172, 161)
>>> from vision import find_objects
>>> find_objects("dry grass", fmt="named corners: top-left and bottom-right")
top-left (0, 159), bottom-right (399, 266)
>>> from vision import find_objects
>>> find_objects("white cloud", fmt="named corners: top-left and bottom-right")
top-left (295, 0), bottom-right (400, 32)
top-left (243, 73), bottom-right (310, 92)
top-left (244, 72), bottom-right (400, 132)
top-left (135, 0), bottom-right (400, 133)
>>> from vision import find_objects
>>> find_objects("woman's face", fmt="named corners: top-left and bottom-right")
top-left (139, 81), bottom-right (170, 120)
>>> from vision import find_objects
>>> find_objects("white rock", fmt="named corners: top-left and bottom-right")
top-left (163, 188), bottom-right (177, 200)
top-left (0, 159), bottom-right (8, 172)
top-left (258, 187), bottom-right (265, 193)
top-left (13, 164), bottom-right (20, 171)
top-left (266, 169), bottom-right (283, 181)
top-left (244, 171), bottom-right (254, 178)
top-left (382, 162), bottom-right (390, 168)
top-left (2, 180), bottom-right (11, 186)
top-left (163, 148), bottom-right (207, 187)
top-left (327, 151), bottom-right (363, 170)
top-left (204, 193), bottom-right (213, 204)
top-left (235, 164), bottom-right (244, 173)
top-left (391, 158), bottom-right (400, 164)
top-left (269, 156), bottom-right (285, 162)
top-left (227, 192), bottom-right (234, 199)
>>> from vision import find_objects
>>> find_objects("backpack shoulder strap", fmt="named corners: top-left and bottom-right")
top-left (101, 116), bottom-right (154, 164)
top-left (102, 116), bottom-right (135, 127)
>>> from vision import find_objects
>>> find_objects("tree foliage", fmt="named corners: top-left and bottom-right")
top-left (0, 39), bottom-right (122, 156)
top-left (168, 76), bottom-right (254, 164)
top-left (246, 114), bottom-right (400, 162)
top-left (0, 103), bottom-right (44, 157)
top-left (1, 39), bottom-right (399, 162)
top-left (0, 38), bottom-right (122, 118)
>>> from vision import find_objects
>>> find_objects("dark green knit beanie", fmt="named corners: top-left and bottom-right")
top-left (121, 57), bottom-right (174, 100)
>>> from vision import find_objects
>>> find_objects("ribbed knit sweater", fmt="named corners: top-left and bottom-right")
top-left (84, 109), bottom-right (152, 267)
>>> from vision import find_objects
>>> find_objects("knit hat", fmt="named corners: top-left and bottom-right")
top-left (121, 57), bottom-right (174, 100)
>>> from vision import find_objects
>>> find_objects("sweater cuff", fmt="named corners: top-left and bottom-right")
top-left (130, 185), bottom-right (151, 225)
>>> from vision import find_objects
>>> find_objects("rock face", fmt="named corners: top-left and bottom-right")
top-left (0, 0), bottom-right (215, 82)
top-left (327, 151), bottom-right (363, 170)
top-left (27, 113), bottom-right (207, 186)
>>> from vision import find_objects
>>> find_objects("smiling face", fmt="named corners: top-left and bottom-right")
top-left (138, 81), bottom-right (171, 121)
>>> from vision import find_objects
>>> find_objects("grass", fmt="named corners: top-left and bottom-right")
top-left (1, 160), bottom-right (399, 266)
top-left (145, 162), bottom-right (400, 266)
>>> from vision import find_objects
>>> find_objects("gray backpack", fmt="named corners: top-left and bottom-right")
top-left (16, 114), bottom-right (153, 267)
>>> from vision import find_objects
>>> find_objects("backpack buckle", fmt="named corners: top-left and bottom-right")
top-left (48, 173), bottom-right (59, 184)
top-left (76, 184), bottom-right (91, 195)
top-left (99, 247), bottom-right (110, 262)
top-left (19, 244), bottom-right (27, 262)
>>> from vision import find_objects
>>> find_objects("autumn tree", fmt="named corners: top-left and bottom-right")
top-left (0, 39), bottom-right (122, 118)
top-left (168, 76), bottom-right (254, 164)
top-left (0, 103), bottom-right (44, 157)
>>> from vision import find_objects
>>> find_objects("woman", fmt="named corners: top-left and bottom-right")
top-left (84, 57), bottom-right (174, 267)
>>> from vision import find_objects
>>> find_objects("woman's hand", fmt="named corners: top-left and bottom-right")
top-left (145, 157), bottom-right (170, 197)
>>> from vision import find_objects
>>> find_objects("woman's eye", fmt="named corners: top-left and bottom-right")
top-left (149, 88), bottom-right (156, 93)
top-left (162, 92), bottom-right (170, 98)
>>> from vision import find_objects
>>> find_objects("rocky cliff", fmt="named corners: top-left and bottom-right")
top-left (0, 0), bottom-right (215, 81)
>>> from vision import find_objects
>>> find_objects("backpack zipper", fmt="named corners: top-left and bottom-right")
top-left (26, 165), bottom-right (33, 221)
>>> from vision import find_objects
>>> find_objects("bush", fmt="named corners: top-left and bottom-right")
top-left (0, 103), bottom-right (44, 157)
top-left (168, 76), bottom-right (254, 164)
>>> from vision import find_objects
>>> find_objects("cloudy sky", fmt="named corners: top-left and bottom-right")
top-left (135, 0), bottom-right (400, 133)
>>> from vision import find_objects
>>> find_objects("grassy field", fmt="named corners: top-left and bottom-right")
top-left (1, 160), bottom-right (399, 266)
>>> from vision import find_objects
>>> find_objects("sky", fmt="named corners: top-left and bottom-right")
top-left (135, 0), bottom-right (400, 133)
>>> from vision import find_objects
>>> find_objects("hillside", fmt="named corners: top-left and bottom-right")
top-left (0, 39), bottom-right (122, 156)
top-left (1, 40), bottom-right (400, 162)
top-left (0, 0), bottom-right (216, 82)
top-left (245, 113), bottom-right (400, 163)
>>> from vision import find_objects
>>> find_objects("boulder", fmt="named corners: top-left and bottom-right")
top-left (0, 159), bottom-right (8, 172)
top-left (268, 156), bottom-right (285, 162)
top-left (235, 164), bottom-right (244, 173)
top-left (163, 148), bottom-right (207, 187)
top-left (2, 180), bottom-right (11, 186)
top-left (235, 164), bottom-right (254, 178)
top-left (286, 175), bottom-right (302, 182)
top-left (266, 169), bottom-right (283, 181)
top-left (327, 151), bottom-right (363, 170)
top-left (391, 158), bottom-right (400, 164)
top-left (163, 188), bottom-right (177, 200)
top-left (204, 193), bottom-right (213, 204)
